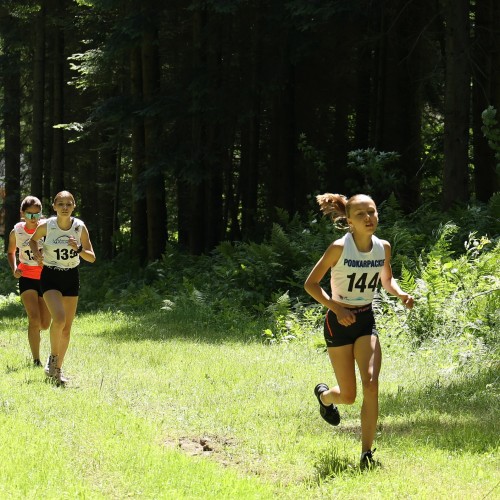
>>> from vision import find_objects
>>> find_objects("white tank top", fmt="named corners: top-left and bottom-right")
top-left (14, 222), bottom-right (43, 266)
top-left (330, 233), bottom-right (386, 306)
top-left (42, 217), bottom-right (84, 269)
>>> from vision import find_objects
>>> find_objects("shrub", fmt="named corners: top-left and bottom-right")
top-left (387, 225), bottom-right (499, 345)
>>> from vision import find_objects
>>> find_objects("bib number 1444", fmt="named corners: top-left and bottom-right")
top-left (346, 272), bottom-right (379, 293)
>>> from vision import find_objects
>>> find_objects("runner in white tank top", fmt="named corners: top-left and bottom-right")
top-left (330, 232), bottom-right (386, 306)
top-left (7, 196), bottom-right (51, 366)
top-left (304, 193), bottom-right (414, 468)
top-left (42, 216), bottom-right (85, 269)
top-left (29, 190), bottom-right (96, 385)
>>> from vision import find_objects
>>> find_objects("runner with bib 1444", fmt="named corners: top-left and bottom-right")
top-left (304, 193), bottom-right (414, 468)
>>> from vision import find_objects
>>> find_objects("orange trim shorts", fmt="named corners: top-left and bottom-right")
top-left (324, 305), bottom-right (378, 347)
top-left (18, 262), bottom-right (42, 280)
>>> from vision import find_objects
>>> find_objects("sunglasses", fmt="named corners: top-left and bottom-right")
top-left (24, 212), bottom-right (41, 220)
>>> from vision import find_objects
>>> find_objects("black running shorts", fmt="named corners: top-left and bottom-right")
top-left (19, 277), bottom-right (43, 297)
top-left (41, 266), bottom-right (80, 297)
top-left (324, 305), bottom-right (379, 348)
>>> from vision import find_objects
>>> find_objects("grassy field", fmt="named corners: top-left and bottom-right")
top-left (0, 296), bottom-right (498, 499)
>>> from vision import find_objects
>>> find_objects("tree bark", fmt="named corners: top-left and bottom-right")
top-left (98, 143), bottom-right (119, 260)
top-left (187, 3), bottom-right (206, 255)
top-left (50, 0), bottom-right (65, 194)
top-left (1, 8), bottom-right (21, 250)
top-left (441, 0), bottom-right (471, 208)
top-left (472, 0), bottom-right (500, 201)
top-left (374, 0), bottom-right (424, 209)
top-left (269, 30), bottom-right (296, 217)
top-left (142, 3), bottom-right (167, 261)
top-left (31, 3), bottom-right (46, 198)
top-left (130, 43), bottom-right (148, 263)
top-left (239, 101), bottom-right (261, 240)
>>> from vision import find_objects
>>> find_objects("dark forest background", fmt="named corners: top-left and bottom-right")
top-left (1, 0), bottom-right (499, 262)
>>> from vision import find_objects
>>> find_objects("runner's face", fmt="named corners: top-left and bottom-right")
top-left (347, 198), bottom-right (378, 234)
top-left (23, 207), bottom-right (42, 228)
top-left (53, 197), bottom-right (75, 217)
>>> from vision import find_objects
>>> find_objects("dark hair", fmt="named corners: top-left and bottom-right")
top-left (20, 196), bottom-right (42, 212)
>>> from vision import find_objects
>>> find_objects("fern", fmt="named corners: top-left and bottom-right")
top-left (488, 192), bottom-right (500, 225)
top-left (399, 264), bottom-right (416, 294)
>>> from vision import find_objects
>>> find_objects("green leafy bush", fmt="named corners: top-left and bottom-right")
top-left (0, 200), bottom-right (497, 353)
top-left (380, 224), bottom-right (499, 346)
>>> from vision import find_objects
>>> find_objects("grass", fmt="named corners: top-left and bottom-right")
top-left (0, 296), bottom-right (498, 499)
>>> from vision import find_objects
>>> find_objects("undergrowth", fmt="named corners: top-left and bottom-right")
top-left (0, 198), bottom-right (498, 355)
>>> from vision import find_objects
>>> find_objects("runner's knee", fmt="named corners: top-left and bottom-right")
top-left (339, 390), bottom-right (356, 405)
top-left (361, 378), bottom-right (378, 396)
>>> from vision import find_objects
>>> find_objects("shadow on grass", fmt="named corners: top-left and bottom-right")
top-left (313, 446), bottom-right (372, 482)
top-left (84, 308), bottom-right (267, 345)
top-left (378, 365), bottom-right (498, 454)
top-left (0, 299), bottom-right (23, 319)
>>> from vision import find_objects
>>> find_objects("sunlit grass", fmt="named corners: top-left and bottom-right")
top-left (0, 298), bottom-right (498, 498)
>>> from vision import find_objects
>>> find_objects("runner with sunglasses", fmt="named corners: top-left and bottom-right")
top-left (7, 196), bottom-right (51, 366)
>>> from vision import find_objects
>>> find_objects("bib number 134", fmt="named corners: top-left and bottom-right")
top-left (346, 272), bottom-right (379, 293)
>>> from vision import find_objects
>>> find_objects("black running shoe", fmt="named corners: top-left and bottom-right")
top-left (360, 448), bottom-right (377, 469)
top-left (314, 383), bottom-right (340, 426)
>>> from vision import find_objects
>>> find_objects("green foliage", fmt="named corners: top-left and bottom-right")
top-left (345, 148), bottom-right (401, 201)
top-left (262, 291), bottom-right (323, 344)
top-left (481, 106), bottom-right (500, 175)
top-left (0, 202), bottom-right (497, 351)
top-left (384, 225), bottom-right (499, 345)
top-left (487, 191), bottom-right (500, 225)
top-left (376, 195), bottom-right (423, 273)
top-left (297, 133), bottom-right (327, 178)
top-left (420, 105), bottom-right (445, 202)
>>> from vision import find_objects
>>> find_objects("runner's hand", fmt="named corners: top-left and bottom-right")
top-left (400, 293), bottom-right (414, 309)
top-left (334, 306), bottom-right (356, 326)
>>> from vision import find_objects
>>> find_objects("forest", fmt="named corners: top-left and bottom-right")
top-left (0, 3), bottom-right (498, 495)
top-left (0, 0), bottom-right (499, 262)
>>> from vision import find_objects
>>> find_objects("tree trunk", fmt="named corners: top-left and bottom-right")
top-left (239, 106), bottom-right (260, 240)
top-left (1, 8), bottom-right (21, 251)
top-left (441, 0), bottom-right (471, 208)
top-left (237, 4), bottom-right (261, 240)
top-left (374, 0), bottom-right (424, 209)
top-left (187, 4), bottom-right (207, 255)
top-left (130, 43), bottom-right (148, 263)
top-left (51, 0), bottom-right (65, 194)
top-left (31, 3), bottom-right (46, 198)
top-left (472, 0), bottom-right (500, 201)
top-left (269, 31), bottom-right (296, 217)
top-left (43, 36), bottom-right (54, 206)
top-left (98, 143), bottom-right (119, 260)
top-left (330, 87), bottom-right (350, 191)
top-left (203, 15), bottom-right (225, 251)
top-left (354, 10), bottom-right (374, 150)
top-left (142, 4), bottom-right (167, 261)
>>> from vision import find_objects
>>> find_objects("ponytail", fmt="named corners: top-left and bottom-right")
top-left (316, 193), bottom-right (349, 227)
top-left (316, 192), bottom-right (374, 230)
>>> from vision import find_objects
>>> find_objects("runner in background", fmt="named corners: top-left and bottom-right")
top-left (7, 196), bottom-right (51, 366)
